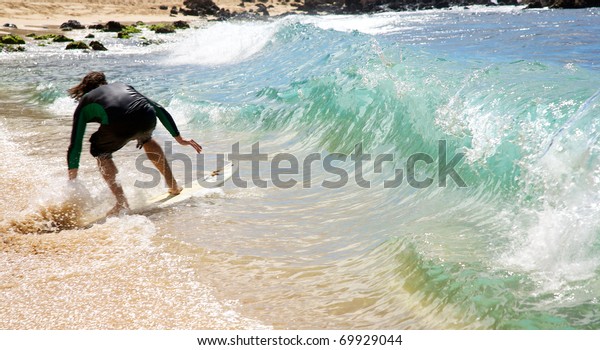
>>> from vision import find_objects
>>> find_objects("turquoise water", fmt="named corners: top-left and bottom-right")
top-left (1, 7), bottom-right (600, 329)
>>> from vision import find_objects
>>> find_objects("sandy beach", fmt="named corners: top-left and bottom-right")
top-left (0, 0), bottom-right (299, 33)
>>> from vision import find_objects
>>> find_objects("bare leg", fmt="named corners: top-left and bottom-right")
top-left (143, 138), bottom-right (181, 195)
top-left (97, 156), bottom-right (130, 216)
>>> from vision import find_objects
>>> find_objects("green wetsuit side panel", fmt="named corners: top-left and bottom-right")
top-left (152, 103), bottom-right (180, 138)
top-left (67, 103), bottom-right (109, 169)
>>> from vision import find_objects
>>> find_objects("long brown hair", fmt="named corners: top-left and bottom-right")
top-left (68, 71), bottom-right (107, 100)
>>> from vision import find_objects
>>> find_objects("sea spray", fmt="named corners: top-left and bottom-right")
top-left (4, 180), bottom-right (92, 234)
top-left (502, 89), bottom-right (600, 290)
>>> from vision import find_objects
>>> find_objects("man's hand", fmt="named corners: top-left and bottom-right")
top-left (175, 136), bottom-right (202, 153)
top-left (68, 168), bottom-right (78, 180)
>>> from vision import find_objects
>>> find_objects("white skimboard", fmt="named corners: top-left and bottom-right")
top-left (80, 161), bottom-right (236, 228)
top-left (148, 160), bottom-right (235, 208)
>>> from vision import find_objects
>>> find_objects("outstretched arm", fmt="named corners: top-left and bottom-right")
top-left (151, 102), bottom-right (202, 153)
top-left (175, 135), bottom-right (202, 153)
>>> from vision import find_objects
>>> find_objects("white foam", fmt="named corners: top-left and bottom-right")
top-left (299, 13), bottom-right (414, 35)
top-left (504, 203), bottom-right (600, 291)
top-left (435, 72), bottom-right (510, 164)
top-left (297, 6), bottom-right (524, 36)
top-left (47, 96), bottom-right (77, 116)
top-left (503, 130), bottom-right (600, 290)
top-left (166, 21), bottom-right (279, 66)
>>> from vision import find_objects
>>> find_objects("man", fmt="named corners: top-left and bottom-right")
top-left (67, 71), bottom-right (202, 216)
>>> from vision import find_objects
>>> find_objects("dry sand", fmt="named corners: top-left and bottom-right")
top-left (0, 0), bottom-right (301, 33)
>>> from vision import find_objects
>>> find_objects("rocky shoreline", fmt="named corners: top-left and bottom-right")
top-left (1, 0), bottom-right (598, 52)
top-left (296, 0), bottom-right (598, 13)
top-left (1, 19), bottom-right (194, 52)
top-left (180, 0), bottom-right (600, 18)
top-left (1, 0), bottom-right (598, 29)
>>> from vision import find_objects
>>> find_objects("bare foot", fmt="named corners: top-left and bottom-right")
top-left (106, 203), bottom-right (130, 217)
top-left (169, 186), bottom-right (182, 195)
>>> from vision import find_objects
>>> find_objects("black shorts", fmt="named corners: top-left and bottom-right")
top-left (89, 109), bottom-right (157, 158)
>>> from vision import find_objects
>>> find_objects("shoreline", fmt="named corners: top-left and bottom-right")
top-left (0, 0), bottom-right (300, 34)
top-left (1, 0), bottom-right (598, 35)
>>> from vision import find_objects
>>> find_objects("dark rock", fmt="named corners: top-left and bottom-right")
top-left (156, 27), bottom-right (175, 34)
top-left (525, 0), bottom-right (544, 7)
top-left (256, 3), bottom-right (271, 15)
top-left (52, 34), bottom-right (75, 43)
top-left (0, 44), bottom-right (25, 52)
top-left (387, 2), bottom-right (407, 11)
top-left (137, 37), bottom-right (165, 46)
top-left (171, 6), bottom-right (179, 14)
top-left (229, 11), bottom-right (263, 20)
top-left (182, 0), bottom-right (221, 16)
top-left (60, 20), bottom-right (85, 30)
top-left (298, 0), bottom-right (343, 13)
top-left (104, 21), bottom-right (123, 32)
top-left (173, 20), bottom-right (190, 29)
top-left (89, 41), bottom-right (107, 51)
top-left (52, 34), bottom-right (74, 42)
top-left (159, 5), bottom-right (169, 10)
top-left (291, 0), bottom-right (600, 14)
top-left (549, 0), bottom-right (600, 8)
top-left (150, 24), bottom-right (176, 33)
top-left (61, 27), bottom-right (73, 31)
top-left (65, 41), bottom-right (90, 50)
top-left (215, 8), bottom-right (233, 20)
top-left (3, 23), bottom-right (17, 29)
top-left (344, 0), bottom-right (362, 12)
top-left (31, 34), bottom-right (58, 40)
top-left (276, 11), bottom-right (299, 16)
top-left (119, 25), bottom-right (141, 38)
top-left (85, 34), bottom-right (95, 38)
top-left (0, 34), bottom-right (25, 45)
top-left (88, 24), bottom-right (105, 30)
top-left (434, 0), bottom-right (450, 8)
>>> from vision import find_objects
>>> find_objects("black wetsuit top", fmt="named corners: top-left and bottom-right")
top-left (67, 82), bottom-right (180, 169)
